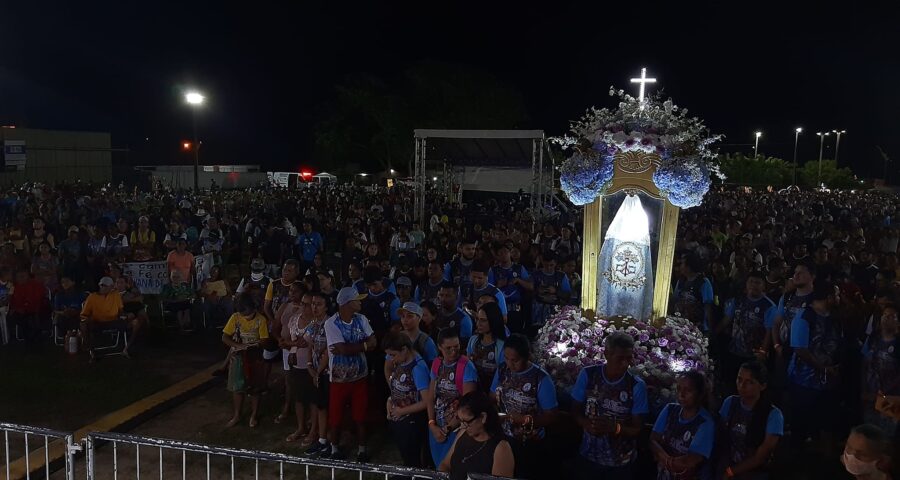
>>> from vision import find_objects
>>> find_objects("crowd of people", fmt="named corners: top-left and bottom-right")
top-left (1, 180), bottom-right (899, 479)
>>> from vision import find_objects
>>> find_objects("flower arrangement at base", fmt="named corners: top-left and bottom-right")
top-left (552, 89), bottom-right (723, 207)
top-left (534, 306), bottom-right (712, 413)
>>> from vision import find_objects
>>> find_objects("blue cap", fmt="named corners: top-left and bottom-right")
top-left (398, 302), bottom-right (423, 317)
top-left (336, 287), bottom-right (367, 306)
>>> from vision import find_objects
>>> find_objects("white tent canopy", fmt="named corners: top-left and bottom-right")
top-left (412, 129), bottom-right (553, 224)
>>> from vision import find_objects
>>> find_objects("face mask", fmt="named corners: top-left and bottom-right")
top-left (842, 452), bottom-right (881, 477)
top-left (250, 272), bottom-right (264, 281)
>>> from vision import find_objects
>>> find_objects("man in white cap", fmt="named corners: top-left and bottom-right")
top-left (322, 287), bottom-right (376, 462)
top-left (80, 276), bottom-right (125, 360)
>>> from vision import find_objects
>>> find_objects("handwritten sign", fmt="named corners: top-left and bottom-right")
top-left (121, 261), bottom-right (169, 294)
top-left (195, 253), bottom-right (214, 288)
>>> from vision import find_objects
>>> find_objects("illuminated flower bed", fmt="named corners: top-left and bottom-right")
top-left (534, 306), bottom-right (712, 412)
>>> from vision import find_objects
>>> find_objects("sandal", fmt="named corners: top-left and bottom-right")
top-left (274, 413), bottom-right (289, 424)
top-left (249, 418), bottom-right (258, 428)
top-left (285, 430), bottom-right (308, 442)
top-left (225, 417), bottom-right (240, 428)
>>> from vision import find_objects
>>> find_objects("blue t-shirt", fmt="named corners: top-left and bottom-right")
top-left (718, 396), bottom-right (784, 436)
top-left (718, 395), bottom-right (784, 465)
top-left (386, 354), bottom-right (431, 420)
top-left (295, 232), bottom-right (323, 262)
top-left (446, 308), bottom-right (474, 340)
top-left (488, 265), bottom-right (531, 306)
top-left (571, 367), bottom-right (649, 414)
top-left (652, 404), bottom-right (715, 459)
top-left (54, 290), bottom-right (88, 311)
top-left (489, 364), bottom-right (558, 410)
top-left (724, 295), bottom-right (777, 357)
top-left (571, 366), bottom-right (648, 466)
top-left (490, 363), bottom-right (558, 438)
top-left (430, 358), bottom-right (479, 385)
top-left (324, 313), bottom-right (374, 383)
top-left (788, 308), bottom-right (841, 390)
top-left (412, 331), bottom-right (439, 365)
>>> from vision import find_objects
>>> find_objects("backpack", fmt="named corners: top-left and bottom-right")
top-left (431, 355), bottom-right (470, 395)
top-left (413, 332), bottom-right (430, 358)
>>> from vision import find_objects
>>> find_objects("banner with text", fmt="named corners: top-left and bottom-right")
top-left (121, 261), bottom-right (169, 294)
top-left (195, 253), bottom-right (214, 288)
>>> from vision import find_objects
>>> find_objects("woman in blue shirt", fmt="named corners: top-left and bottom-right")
top-left (468, 302), bottom-right (507, 392)
top-left (382, 331), bottom-right (432, 469)
top-left (490, 333), bottom-right (559, 479)
top-left (718, 361), bottom-right (784, 479)
top-left (650, 371), bottom-right (716, 480)
top-left (427, 327), bottom-right (478, 467)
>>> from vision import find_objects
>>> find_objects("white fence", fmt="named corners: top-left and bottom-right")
top-left (84, 431), bottom-right (446, 480)
top-left (1, 422), bottom-right (78, 480)
top-left (2, 423), bottom-right (448, 480)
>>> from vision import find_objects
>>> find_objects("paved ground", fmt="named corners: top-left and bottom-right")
top-left (1, 326), bottom-right (856, 480)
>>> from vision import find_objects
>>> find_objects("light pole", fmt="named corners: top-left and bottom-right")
top-left (185, 91), bottom-right (205, 191)
top-left (753, 131), bottom-right (762, 158)
top-left (816, 131), bottom-right (830, 186)
top-left (793, 127), bottom-right (802, 185)
top-left (832, 130), bottom-right (846, 165)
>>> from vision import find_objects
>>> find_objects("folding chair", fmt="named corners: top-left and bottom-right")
top-left (92, 319), bottom-right (129, 357)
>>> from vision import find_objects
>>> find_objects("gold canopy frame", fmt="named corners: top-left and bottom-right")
top-left (580, 151), bottom-right (680, 320)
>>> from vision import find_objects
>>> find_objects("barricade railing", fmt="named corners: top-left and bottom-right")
top-left (1, 422), bottom-right (78, 480)
top-left (84, 431), bottom-right (448, 480)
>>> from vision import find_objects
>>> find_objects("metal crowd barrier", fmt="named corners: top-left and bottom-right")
top-left (2, 424), bottom-right (511, 480)
top-left (1, 422), bottom-right (78, 480)
top-left (84, 431), bottom-right (448, 480)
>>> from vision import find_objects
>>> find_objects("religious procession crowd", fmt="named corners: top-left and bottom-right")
top-left (0, 181), bottom-right (899, 479)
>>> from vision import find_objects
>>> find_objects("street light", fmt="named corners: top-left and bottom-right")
top-left (753, 131), bottom-right (762, 158)
top-left (389, 169), bottom-right (396, 175)
top-left (816, 132), bottom-right (830, 186)
top-left (184, 91), bottom-right (205, 191)
top-left (792, 127), bottom-right (802, 185)
top-left (832, 130), bottom-right (847, 165)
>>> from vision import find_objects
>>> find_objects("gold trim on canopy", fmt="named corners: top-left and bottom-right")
top-left (580, 151), bottom-right (679, 320)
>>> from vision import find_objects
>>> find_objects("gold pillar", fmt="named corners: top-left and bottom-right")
top-left (580, 197), bottom-right (602, 316)
top-left (652, 200), bottom-right (680, 319)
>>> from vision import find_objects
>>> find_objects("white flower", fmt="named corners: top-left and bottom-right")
top-left (611, 131), bottom-right (628, 145)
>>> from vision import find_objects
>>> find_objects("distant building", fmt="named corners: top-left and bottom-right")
top-left (0, 127), bottom-right (114, 186)
top-left (136, 164), bottom-right (267, 190)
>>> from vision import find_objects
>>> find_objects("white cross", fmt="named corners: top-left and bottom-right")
top-left (630, 68), bottom-right (657, 102)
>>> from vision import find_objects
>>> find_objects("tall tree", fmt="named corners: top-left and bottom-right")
top-left (313, 62), bottom-right (529, 175)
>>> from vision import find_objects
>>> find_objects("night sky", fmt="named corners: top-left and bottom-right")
top-left (1, 2), bottom-right (897, 178)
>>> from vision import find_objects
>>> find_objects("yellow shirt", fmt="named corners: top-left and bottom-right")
top-left (81, 291), bottom-right (124, 323)
top-left (223, 312), bottom-right (268, 345)
top-left (203, 279), bottom-right (228, 297)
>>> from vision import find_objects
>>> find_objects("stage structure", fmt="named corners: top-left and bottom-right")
top-left (412, 130), bottom-right (556, 226)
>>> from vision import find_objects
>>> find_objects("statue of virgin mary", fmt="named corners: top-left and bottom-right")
top-left (597, 194), bottom-right (654, 319)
